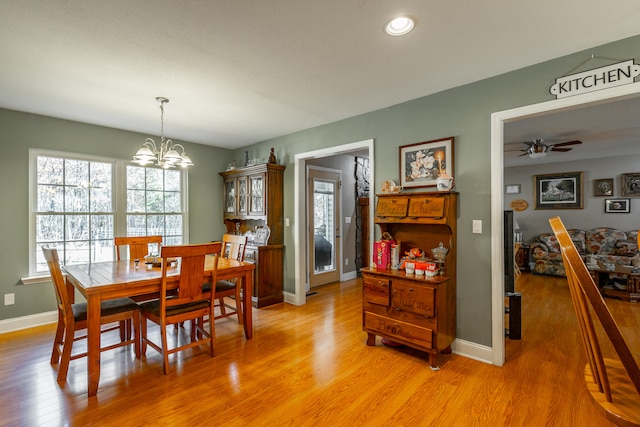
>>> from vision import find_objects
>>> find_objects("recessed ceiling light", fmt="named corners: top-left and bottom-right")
top-left (384, 16), bottom-right (415, 36)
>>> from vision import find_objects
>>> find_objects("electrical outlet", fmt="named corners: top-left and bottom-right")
top-left (345, 216), bottom-right (351, 224)
top-left (345, 258), bottom-right (349, 266)
top-left (284, 218), bottom-right (290, 227)
top-left (4, 293), bottom-right (15, 305)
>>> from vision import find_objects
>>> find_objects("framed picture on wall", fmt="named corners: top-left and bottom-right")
top-left (592, 178), bottom-right (613, 197)
top-left (621, 172), bottom-right (640, 196)
top-left (399, 136), bottom-right (454, 188)
top-left (604, 198), bottom-right (630, 213)
top-left (534, 171), bottom-right (583, 209)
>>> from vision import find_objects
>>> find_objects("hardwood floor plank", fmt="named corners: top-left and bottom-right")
top-left (1, 274), bottom-right (636, 426)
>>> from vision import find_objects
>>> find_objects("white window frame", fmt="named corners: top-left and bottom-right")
top-left (27, 149), bottom-right (189, 280)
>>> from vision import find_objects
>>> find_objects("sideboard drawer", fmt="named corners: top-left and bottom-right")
top-left (363, 278), bottom-right (391, 306)
top-left (391, 281), bottom-right (436, 318)
top-left (364, 312), bottom-right (433, 349)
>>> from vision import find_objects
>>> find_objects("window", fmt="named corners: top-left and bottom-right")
top-left (31, 150), bottom-right (187, 275)
top-left (126, 166), bottom-right (183, 246)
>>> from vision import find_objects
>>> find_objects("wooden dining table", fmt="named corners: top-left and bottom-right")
top-left (63, 255), bottom-right (255, 397)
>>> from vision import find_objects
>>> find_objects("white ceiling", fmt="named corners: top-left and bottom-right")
top-left (1, 1), bottom-right (640, 150)
top-left (503, 95), bottom-right (640, 168)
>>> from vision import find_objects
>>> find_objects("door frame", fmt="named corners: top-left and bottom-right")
top-left (307, 165), bottom-right (342, 287)
top-left (292, 138), bottom-right (375, 306)
top-left (490, 82), bottom-right (640, 366)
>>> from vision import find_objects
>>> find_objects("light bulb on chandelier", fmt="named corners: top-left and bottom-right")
top-left (132, 97), bottom-right (193, 168)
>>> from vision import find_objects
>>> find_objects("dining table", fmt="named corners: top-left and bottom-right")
top-left (63, 255), bottom-right (255, 397)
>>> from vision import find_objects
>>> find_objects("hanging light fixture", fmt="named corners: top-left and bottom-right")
top-left (132, 97), bottom-right (193, 168)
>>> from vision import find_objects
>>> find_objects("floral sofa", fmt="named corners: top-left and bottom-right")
top-left (530, 227), bottom-right (639, 277)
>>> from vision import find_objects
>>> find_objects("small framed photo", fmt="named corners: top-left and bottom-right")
top-left (604, 198), bottom-right (630, 213)
top-left (593, 178), bottom-right (613, 197)
top-left (534, 171), bottom-right (583, 209)
top-left (505, 184), bottom-right (521, 194)
top-left (399, 136), bottom-right (454, 188)
top-left (621, 173), bottom-right (640, 196)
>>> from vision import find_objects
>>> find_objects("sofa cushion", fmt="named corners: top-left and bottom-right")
top-left (585, 228), bottom-right (627, 255)
top-left (615, 240), bottom-right (638, 256)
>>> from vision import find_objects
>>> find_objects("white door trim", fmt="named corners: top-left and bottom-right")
top-left (490, 82), bottom-right (640, 366)
top-left (292, 139), bottom-right (375, 306)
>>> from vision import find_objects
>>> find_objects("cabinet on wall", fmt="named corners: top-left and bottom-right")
top-left (362, 191), bottom-right (457, 368)
top-left (219, 163), bottom-right (286, 307)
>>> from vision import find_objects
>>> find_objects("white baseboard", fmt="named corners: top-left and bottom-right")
top-left (340, 270), bottom-right (358, 281)
top-left (0, 311), bottom-right (58, 334)
top-left (451, 338), bottom-right (493, 364)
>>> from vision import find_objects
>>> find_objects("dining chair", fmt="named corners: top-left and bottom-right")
top-left (42, 247), bottom-right (141, 383)
top-left (114, 235), bottom-right (163, 261)
top-left (114, 235), bottom-right (163, 338)
top-left (212, 234), bottom-right (248, 324)
top-left (549, 217), bottom-right (640, 425)
top-left (139, 242), bottom-right (221, 375)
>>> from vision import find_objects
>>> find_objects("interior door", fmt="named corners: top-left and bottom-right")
top-left (308, 167), bottom-right (341, 287)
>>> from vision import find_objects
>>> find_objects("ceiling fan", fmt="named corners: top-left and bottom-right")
top-left (508, 138), bottom-right (582, 159)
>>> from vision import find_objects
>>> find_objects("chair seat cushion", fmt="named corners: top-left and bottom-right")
top-left (202, 280), bottom-right (236, 293)
top-left (71, 298), bottom-right (138, 322)
top-left (139, 299), bottom-right (210, 317)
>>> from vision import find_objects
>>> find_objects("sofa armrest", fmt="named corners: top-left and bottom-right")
top-left (530, 242), bottom-right (550, 259)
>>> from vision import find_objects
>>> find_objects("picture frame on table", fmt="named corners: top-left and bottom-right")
top-left (534, 171), bottom-right (583, 209)
top-left (592, 178), bottom-right (613, 197)
top-left (621, 172), bottom-right (640, 196)
top-left (399, 136), bottom-right (454, 188)
top-left (604, 198), bottom-right (630, 213)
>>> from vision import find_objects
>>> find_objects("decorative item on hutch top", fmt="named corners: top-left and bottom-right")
top-left (399, 136), bottom-right (454, 188)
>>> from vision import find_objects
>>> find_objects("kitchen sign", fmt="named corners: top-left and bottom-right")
top-left (549, 60), bottom-right (640, 99)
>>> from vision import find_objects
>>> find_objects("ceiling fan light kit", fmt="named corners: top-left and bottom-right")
top-left (510, 138), bottom-right (582, 159)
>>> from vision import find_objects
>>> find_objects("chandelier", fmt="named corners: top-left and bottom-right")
top-left (132, 97), bottom-right (193, 168)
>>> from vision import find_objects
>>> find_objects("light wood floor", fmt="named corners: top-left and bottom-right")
top-left (1, 273), bottom-right (638, 426)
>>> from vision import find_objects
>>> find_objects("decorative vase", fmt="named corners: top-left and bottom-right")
top-left (436, 173), bottom-right (454, 191)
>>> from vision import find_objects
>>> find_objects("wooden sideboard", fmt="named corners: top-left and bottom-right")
top-left (362, 191), bottom-right (457, 368)
top-left (220, 163), bottom-right (285, 307)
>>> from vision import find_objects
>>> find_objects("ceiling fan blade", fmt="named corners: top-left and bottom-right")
top-left (551, 140), bottom-right (582, 148)
top-left (550, 147), bottom-right (573, 152)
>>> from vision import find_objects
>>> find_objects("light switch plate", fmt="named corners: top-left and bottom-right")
top-left (472, 220), bottom-right (482, 234)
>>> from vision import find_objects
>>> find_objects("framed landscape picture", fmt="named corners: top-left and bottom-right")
top-left (399, 136), bottom-right (454, 188)
top-left (534, 171), bottom-right (583, 209)
top-left (621, 172), bottom-right (640, 196)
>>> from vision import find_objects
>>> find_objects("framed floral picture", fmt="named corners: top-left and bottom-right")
top-left (399, 136), bottom-right (454, 188)
top-left (592, 178), bottom-right (613, 197)
top-left (534, 171), bottom-right (583, 209)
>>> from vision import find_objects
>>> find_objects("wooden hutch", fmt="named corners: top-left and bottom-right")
top-left (219, 163), bottom-right (285, 308)
top-left (362, 191), bottom-right (457, 369)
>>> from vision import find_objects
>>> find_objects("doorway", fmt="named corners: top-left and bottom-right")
top-left (308, 166), bottom-right (341, 287)
top-left (293, 139), bottom-right (375, 306)
top-left (491, 82), bottom-right (640, 366)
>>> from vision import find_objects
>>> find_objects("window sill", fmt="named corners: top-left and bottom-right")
top-left (21, 275), bottom-right (52, 285)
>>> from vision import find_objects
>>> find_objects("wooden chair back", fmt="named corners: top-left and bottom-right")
top-left (42, 247), bottom-right (72, 325)
top-left (550, 216), bottom-right (640, 425)
top-left (160, 242), bottom-right (221, 309)
top-left (114, 235), bottom-right (162, 260)
top-left (221, 234), bottom-right (248, 262)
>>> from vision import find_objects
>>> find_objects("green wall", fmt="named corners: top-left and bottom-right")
top-left (238, 34), bottom-right (640, 346)
top-left (0, 109), bottom-right (231, 320)
top-left (2, 34), bottom-right (639, 349)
